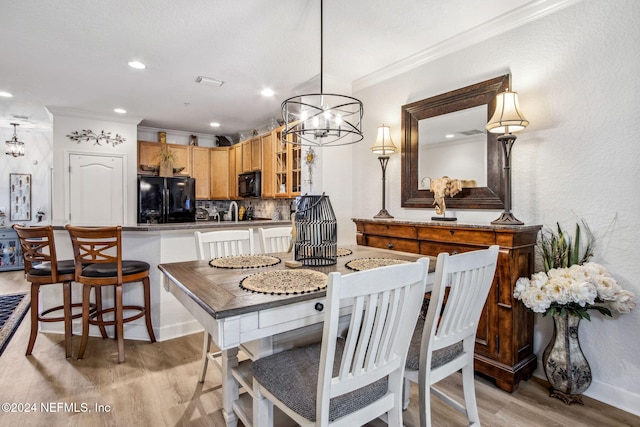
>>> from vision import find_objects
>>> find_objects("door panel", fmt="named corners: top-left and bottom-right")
top-left (69, 154), bottom-right (124, 225)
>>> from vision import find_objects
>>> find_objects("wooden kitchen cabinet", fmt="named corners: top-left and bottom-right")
top-left (210, 147), bottom-right (230, 199)
top-left (228, 145), bottom-right (238, 199)
top-left (353, 218), bottom-right (542, 393)
top-left (191, 146), bottom-right (210, 200)
top-left (250, 136), bottom-right (262, 171)
top-left (273, 126), bottom-right (301, 198)
top-left (137, 141), bottom-right (191, 176)
top-left (261, 132), bottom-right (275, 198)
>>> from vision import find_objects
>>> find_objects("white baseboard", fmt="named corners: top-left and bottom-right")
top-left (533, 372), bottom-right (640, 417)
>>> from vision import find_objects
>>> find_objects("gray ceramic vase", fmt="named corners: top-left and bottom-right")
top-left (542, 313), bottom-right (592, 404)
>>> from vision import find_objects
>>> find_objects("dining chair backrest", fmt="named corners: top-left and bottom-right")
top-left (258, 226), bottom-right (292, 254)
top-left (194, 229), bottom-right (255, 260)
top-left (426, 245), bottom-right (499, 353)
top-left (404, 245), bottom-right (499, 427)
top-left (13, 224), bottom-right (65, 282)
top-left (318, 257), bottom-right (430, 424)
top-left (65, 225), bottom-right (129, 284)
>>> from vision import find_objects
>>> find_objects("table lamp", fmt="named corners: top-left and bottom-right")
top-left (371, 125), bottom-right (397, 219)
top-left (486, 90), bottom-right (529, 225)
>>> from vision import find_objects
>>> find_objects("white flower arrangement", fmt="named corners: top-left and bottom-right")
top-left (514, 262), bottom-right (636, 319)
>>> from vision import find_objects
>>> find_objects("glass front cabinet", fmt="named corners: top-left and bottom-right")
top-left (0, 228), bottom-right (23, 272)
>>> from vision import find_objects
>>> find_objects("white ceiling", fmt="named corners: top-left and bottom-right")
top-left (0, 0), bottom-right (541, 137)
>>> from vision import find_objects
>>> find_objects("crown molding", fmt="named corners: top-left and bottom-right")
top-left (46, 106), bottom-right (143, 125)
top-left (353, 0), bottom-right (583, 92)
top-left (137, 126), bottom-right (219, 139)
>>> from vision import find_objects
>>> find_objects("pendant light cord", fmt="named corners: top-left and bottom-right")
top-left (320, 0), bottom-right (323, 94)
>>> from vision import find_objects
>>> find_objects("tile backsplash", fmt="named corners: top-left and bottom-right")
top-left (196, 199), bottom-right (296, 221)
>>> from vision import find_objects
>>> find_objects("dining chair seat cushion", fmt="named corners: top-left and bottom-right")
top-left (252, 338), bottom-right (388, 422)
top-left (82, 260), bottom-right (150, 278)
top-left (406, 318), bottom-right (464, 371)
top-left (29, 259), bottom-right (76, 277)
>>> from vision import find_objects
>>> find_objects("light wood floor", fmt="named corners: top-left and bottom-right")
top-left (1, 270), bottom-right (638, 427)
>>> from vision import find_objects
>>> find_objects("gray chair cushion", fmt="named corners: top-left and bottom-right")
top-left (29, 259), bottom-right (76, 276)
top-left (82, 260), bottom-right (150, 278)
top-left (252, 339), bottom-right (388, 422)
top-left (406, 318), bottom-right (464, 371)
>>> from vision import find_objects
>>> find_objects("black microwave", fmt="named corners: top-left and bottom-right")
top-left (238, 171), bottom-right (261, 198)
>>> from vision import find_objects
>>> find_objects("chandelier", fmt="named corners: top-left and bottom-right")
top-left (5, 123), bottom-right (25, 157)
top-left (281, 0), bottom-right (363, 147)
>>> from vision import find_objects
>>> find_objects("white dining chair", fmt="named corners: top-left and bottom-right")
top-left (403, 245), bottom-right (499, 427)
top-left (251, 257), bottom-right (430, 426)
top-left (258, 226), bottom-right (292, 254)
top-left (194, 229), bottom-right (255, 383)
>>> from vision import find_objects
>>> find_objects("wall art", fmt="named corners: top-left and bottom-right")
top-left (9, 173), bottom-right (31, 221)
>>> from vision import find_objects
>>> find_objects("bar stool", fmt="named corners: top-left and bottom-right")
top-left (13, 224), bottom-right (86, 358)
top-left (65, 225), bottom-right (156, 363)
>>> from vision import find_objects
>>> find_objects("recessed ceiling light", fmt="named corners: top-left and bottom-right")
top-left (196, 76), bottom-right (224, 87)
top-left (128, 60), bottom-right (146, 70)
top-left (114, 108), bottom-right (127, 114)
top-left (210, 122), bottom-right (221, 128)
top-left (0, 91), bottom-right (13, 98)
top-left (261, 88), bottom-right (275, 97)
top-left (445, 134), bottom-right (455, 138)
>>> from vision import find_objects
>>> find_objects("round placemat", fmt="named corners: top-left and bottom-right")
top-left (209, 255), bottom-right (281, 269)
top-left (240, 269), bottom-right (328, 295)
top-left (337, 247), bottom-right (352, 257)
top-left (345, 258), bottom-right (411, 271)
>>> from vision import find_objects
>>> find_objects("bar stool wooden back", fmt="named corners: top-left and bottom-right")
top-left (65, 225), bottom-right (156, 363)
top-left (13, 224), bottom-right (84, 358)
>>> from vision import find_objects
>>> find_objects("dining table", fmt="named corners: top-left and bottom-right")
top-left (159, 244), bottom-right (435, 427)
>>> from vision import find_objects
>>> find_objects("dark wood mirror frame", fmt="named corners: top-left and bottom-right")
top-left (401, 74), bottom-right (510, 210)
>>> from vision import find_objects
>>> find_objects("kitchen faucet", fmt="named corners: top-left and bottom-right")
top-left (229, 201), bottom-right (238, 223)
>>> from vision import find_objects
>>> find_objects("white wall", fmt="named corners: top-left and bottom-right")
top-left (0, 128), bottom-right (53, 227)
top-left (49, 108), bottom-right (141, 226)
top-left (325, 0), bottom-right (640, 415)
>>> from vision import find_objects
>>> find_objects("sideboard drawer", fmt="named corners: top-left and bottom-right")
top-left (363, 223), bottom-right (417, 239)
top-left (417, 227), bottom-right (495, 245)
top-left (365, 235), bottom-right (420, 253)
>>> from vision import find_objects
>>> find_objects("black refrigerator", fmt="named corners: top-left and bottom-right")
top-left (138, 176), bottom-right (196, 223)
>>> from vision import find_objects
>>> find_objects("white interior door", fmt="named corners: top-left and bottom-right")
top-left (69, 153), bottom-right (124, 225)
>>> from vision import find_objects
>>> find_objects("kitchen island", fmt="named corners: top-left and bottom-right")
top-left (43, 220), bottom-right (293, 343)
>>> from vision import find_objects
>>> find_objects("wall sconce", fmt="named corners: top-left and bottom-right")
top-left (5, 123), bottom-right (25, 157)
top-left (371, 124), bottom-right (397, 219)
top-left (486, 89), bottom-right (529, 225)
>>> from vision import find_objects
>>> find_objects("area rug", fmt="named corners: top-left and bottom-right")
top-left (0, 293), bottom-right (30, 356)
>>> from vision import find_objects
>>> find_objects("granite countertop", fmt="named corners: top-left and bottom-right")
top-left (52, 219), bottom-right (292, 232)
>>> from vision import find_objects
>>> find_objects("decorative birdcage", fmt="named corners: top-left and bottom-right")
top-left (294, 194), bottom-right (337, 266)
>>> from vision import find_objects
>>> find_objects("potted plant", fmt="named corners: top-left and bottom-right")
top-left (157, 145), bottom-right (177, 177)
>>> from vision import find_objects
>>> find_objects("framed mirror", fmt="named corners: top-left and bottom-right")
top-left (401, 74), bottom-right (510, 210)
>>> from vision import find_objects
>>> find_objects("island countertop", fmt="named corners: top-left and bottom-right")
top-left (52, 219), bottom-right (292, 232)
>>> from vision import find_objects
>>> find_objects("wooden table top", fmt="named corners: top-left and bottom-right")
top-left (158, 245), bottom-right (435, 320)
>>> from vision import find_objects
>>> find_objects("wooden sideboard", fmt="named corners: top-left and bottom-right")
top-left (352, 218), bottom-right (541, 392)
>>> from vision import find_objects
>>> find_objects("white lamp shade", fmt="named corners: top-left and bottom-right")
top-left (371, 125), bottom-right (397, 155)
top-left (486, 90), bottom-right (529, 134)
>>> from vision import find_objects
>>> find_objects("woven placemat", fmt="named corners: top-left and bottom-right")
top-left (209, 255), bottom-right (281, 269)
top-left (337, 247), bottom-right (352, 257)
top-left (240, 269), bottom-right (328, 295)
top-left (345, 258), bottom-right (411, 271)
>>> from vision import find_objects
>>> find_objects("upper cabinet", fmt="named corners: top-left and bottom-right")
top-left (261, 132), bottom-right (275, 198)
top-left (272, 127), bottom-right (301, 198)
top-left (210, 147), bottom-right (230, 200)
top-left (137, 141), bottom-right (191, 176)
top-left (192, 146), bottom-right (211, 199)
top-left (239, 136), bottom-right (262, 173)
